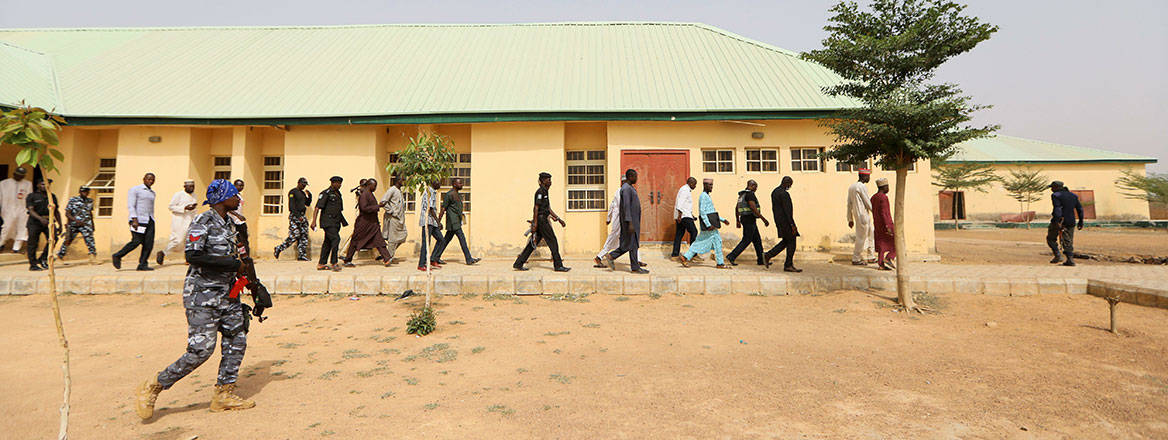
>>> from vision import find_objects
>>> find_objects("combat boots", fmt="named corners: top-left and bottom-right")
top-left (135, 377), bottom-right (163, 420)
top-left (210, 383), bottom-right (255, 412)
top-left (89, 254), bottom-right (98, 265)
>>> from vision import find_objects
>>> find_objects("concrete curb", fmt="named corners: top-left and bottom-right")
top-left (1087, 280), bottom-right (1168, 309)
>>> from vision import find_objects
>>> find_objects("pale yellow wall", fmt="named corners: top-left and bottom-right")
top-left (108, 126), bottom-right (196, 254)
top-left (932, 163), bottom-right (1152, 221)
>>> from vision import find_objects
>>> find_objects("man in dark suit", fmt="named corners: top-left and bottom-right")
top-left (764, 176), bottom-right (801, 272)
top-left (1047, 180), bottom-right (1084, 266)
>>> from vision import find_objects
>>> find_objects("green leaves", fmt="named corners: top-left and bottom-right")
top-left (932, 162), bottom-right (998, 193)
top-left (1001, 168), bottom-right (1048, 204)
top-left (1115, 169), bottom-right (1168, 205)
top-left (386, 133), bottom-right (457, 196)
top-left (0, 103), bottom-right (66, 172)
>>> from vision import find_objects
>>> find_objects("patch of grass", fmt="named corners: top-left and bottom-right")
top-left (447, 320), bottom-right (466, 325)
top-left (343, 349), bottom-right (370, 360)
top-left (371, 335), bottom-right (396, 343)
top-left (649, 292), bottom-right (662, 299)
top-left (403, 343), bottom-right (458, 363)
top-left (278, 342), bottom-right (303, 349)
top-left (424, 402), bottom-right (439, 410)
top-left (682, 304), bottom-right (695, 308)
top-left (543, 331), bottom-right (571, 336)
top-left (378, 348), bottom-right (401, 355)
top-left (308, 422), bottom-right (321, 428)
top-left (380, 391), bottom-right (395, 399)
top-left (615, 296), bottom-right (630, 302)
top-left (833, 308), bottom-right (847, 313)
top-left (319, 370), bottom-right (340, 380)
top-left (545, 292), bottom-right (590, 302)
top-left (406, 306), bottom-right (437, 336)
top-left (321, 430), bottom-right (335, 436)
top-left (487, 404), bottom-right (515, 416)
top-left (747, 292), bottom-right (766, 297)
top-left (403, 376), bottom-right (419, 385)
top-left (913, 292), bottom-right (946, 312)
top-left (355, 367), bottom-right (393, 378)
top-left (516, 368), bottom-right (528, 374)
top-left (471, 346), bottom-right (486, 354)
top-left (582, 323), bottom-right (600, 328)
top-left (483, 293), bottom-right (516, 301)
top-left (549, 374), bottom-right (573, 384)
top-left (461, 293), bottom-right (477, 299)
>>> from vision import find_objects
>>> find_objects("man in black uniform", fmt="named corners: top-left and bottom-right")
top-left (727, 179), bottom-right (770, 266)
top-left (25, 180), bottom-right (59, 271)
top-left (1047, 180), bottom-right (1084, 266)
top-left (764, 176), bottom-right (801, 272)
top-left (311, 176), bottom-right (347, 271)
top-left (274, 177), bottom-right (311, 261)
top-left (513, 172), bottom-right (570, 272)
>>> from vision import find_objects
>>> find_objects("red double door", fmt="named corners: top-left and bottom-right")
top-left (619, 150), bottom-right (690, 242)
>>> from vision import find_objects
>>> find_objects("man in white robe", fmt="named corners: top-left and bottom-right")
top-left (847, 169), bottom-right (875, 265)
top-left (379, 177), bottom-right (408, 260)
top-left (593, 176), bottom-right (625, 268)
top-left (157, 180), bottom-right (198, 265)
top-left (0, 167), bottom-right (33, 252)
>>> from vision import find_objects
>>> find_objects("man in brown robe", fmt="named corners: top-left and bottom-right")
top-left (871, 178), bottom-right (896, 270)
top-left (341, 178), bottom-right (393, 267)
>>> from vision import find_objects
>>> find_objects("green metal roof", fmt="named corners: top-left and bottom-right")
top-left (949, 135), bottom-right (1157, 164)
top-left (0, 22), bottom-right (859, 120)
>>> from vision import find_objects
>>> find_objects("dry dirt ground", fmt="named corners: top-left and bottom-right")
top-left (936, 228), bottom-right (1168, 265)
top-left (2, 292), bottom-right (1167, 439)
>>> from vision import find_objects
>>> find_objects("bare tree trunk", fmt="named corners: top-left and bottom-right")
top-left (424, 223), bottom-right (432, 309)
top-left (894, 168), bottom-right (916, 311)
top-left (45, 180), bottom-right (71, 439)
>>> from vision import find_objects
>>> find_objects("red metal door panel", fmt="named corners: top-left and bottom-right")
top-left (938, 191), bottom-right (954, 221)
top-left (1071, 190), bottom-right (1096, 219)
top-left (620, 150), bottom-right (690, 242)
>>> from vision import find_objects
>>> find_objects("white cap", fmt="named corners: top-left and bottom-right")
top-left (875, 178), bottom-right (888, 186)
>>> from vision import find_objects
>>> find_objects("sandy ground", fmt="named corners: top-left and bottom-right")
top-left (936, 228), bottom-right (1168, 265)
top-left (2, 292), bottom-right (1167, 439)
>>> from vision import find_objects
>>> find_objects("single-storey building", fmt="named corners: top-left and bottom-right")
top-left (0, 22), bottom-right (937, 259)
top-left (935, 135), bottom-right (1158, 222)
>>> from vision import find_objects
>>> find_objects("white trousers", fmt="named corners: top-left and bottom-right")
top-left (596, 223), bottom-right (621, 259)
top-left (0, 211), bottom-right (29, 250)
top-left (162, 218), bottom-right (193, 256)
top-left (852, 218), bottom-right (874, 262)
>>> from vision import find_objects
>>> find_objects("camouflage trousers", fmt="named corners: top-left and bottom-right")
top-left (157, 301), bottom-right (247, 389)
top-left (274, 214), bottom-right (310, 260)
top-left (57, 223), bottom-right (96, 257)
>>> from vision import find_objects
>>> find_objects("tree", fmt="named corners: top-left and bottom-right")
top-left (931, 161), bottom-right (998, 228)
top-left (0, 103), bottom-right (69, 440)
top-left (803, 0), bottom-right (998, 311)
top-left (1000, 168), bottom-right (1048, 229)
top-left (1115, 169), bottom-right (1168, 205)
top-left (387, 132), bottom-right (456, 334)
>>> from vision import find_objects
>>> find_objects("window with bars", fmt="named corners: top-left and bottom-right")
top-left (881, 161), bottom-right (917, 172)
top-left (262, 156), bottom-right (283, 214)
top-left (790, 148), bottom-right (825, 172)
top-left (440, 153), bottom-right (472, 212)
top-left (566, 150), bottom-right (606, 211)
top-left (387, 152), bottom-right (417, 213)
top-left (836, 159), bottom-right (870, 173)
top-left (87, 158), bottom-right (117, 217)
top-left (702, 149), bottom-right (734, 173)
top-left (745, 148), bottom-right (779, 172)
top-left (212, 156), bottom-right (232, 181)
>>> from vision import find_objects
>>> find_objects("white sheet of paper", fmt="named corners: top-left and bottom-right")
top-left (131, 225), bottom-right (147, 234)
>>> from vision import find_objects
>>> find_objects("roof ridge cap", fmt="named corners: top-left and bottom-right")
top-left (688, 23), bottom-right (802, 58)
top-left (0, 40), bottom-right (47, 56)
top-left (0, 21), bottom-right (701, 33)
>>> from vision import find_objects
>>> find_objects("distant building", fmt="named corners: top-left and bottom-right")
top-left (935, 135), bottom-right (1158, 222)
top-left (1, 23), bottom-right (943, 257)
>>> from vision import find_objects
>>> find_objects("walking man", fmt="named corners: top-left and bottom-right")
top-left (514, 172), bottom-right (570, 272)
top-left (417, 181), bottom-right (446, 271)
top-left (0, 166), bottom-right (33, 252)
top-left (603, 169), bottom-right (648, 274)
top-left (847, 169), bottom-right (875, 265)
top-left (594, 176), bottom-right (625, 268)
top-left (871, 178), bottom-right (896, 270)
top-left (679, 178), bottom-right (732, 269)
top-left (764, 176), bottom-right (801, 272)
top-left (228, 179), bottom-right (249, 254)
top-left (671, 177), bottom-right (699, 260)
top-left (341, 178), bottom-right (395, 266)
top-left (57, 185), bottom-right (97, 264)
top-left (157, 180), bottom-right (198, 265)
top-left (274, 177), bottom-right (311, 261)
top-left (434, 177), bottom-right (481, 265)
top-left (311, 176), bottom-right (346, 271)
top-left (113, 172), bottom-right (156, 271)
top-left (135, 179), bottom-right (254, 420)
top-left (726, 180), bottom-right (770, 267)
top-left (379, 176), bottom-right (408, 262)
top-left (25, 180), bottom-right (59, 270)
top-left (1047, 180), bottom-right (1084, 266)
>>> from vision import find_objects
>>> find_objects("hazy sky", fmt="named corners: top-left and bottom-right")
top-left (2, 0), bottom-right (1164, 171)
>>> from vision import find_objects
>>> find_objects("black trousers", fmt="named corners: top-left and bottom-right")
top-left (434, 228), bottom-right (474, 263)
top-left (514, 219), bottom-right (564, 269)
top-left (26, 220), bottom-right (50, 266)
top-left (670, 217), bottom-right (698, 257)
top-left (727, 220), bottom-right (764, 264)
top-left (418, 225), bottom-right (446, 267)
top-left (1046, 222), bottom-right (1074, 257)
top-left (318, 226), bottom-right (341, 265)
top-left (765, 231), bottom-right (797, 268)
top-left (113, 219), bottom-right (155, 268)
top-left (609, 225), bottom-right (642, 270)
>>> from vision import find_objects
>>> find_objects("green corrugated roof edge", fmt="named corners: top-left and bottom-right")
top-left (947, 135), bottom-right (1157, 164)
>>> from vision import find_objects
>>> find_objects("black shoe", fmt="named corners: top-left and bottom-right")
top-left (728, 259), bottom-right (738, 266)
top-left (554, 266), bottom-right (571, 272)
top-left (156, 251), bottom-right (165, 266)
top-left (435, 259), bottom-right (447, 265)
top-left (29, 265), bottom-right (43, 271)
top-left (513, 266), bottom-right (529, 271)
top-left (136, 266), bottom-right (154, 271)
top-left (1049, 256), bottom-right (1062, 264)
top-left (343, 261), bottom-right (356, 268)
top-left (467, 258), bottom-right (481, 265)
top-left (112, 255), bottom-right (122, 269)
top-left (631, 267), bottom-right (650, 274)
top-left (274, 246), bottom-right (283, 260)
top-left (784, 266), bottom-right (803, 273)
top-left (1062, 260), bottom-right (1076, 267)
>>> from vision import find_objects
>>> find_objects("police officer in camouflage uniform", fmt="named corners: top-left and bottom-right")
top-left (57, 185), bottom-right (97, 264)
top-left (136, 179), bottom-right (255, 420)
top-left (274, 177), bottom-right (311, 261)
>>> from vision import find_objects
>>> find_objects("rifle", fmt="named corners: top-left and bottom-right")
top-left (229, 257), bottom-right (273, 323)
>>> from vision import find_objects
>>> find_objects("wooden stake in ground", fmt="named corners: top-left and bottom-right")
top-left (45, 179), bottom-right (71, 440)
top-left (893, 167), bottom-right (915, 311)
top-left (1107, 296), bottom-right (1120, 335)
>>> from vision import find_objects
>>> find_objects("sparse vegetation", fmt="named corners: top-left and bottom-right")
top-left (549, 374), bottom-right (573, 384)
top-left (487, 404), bottom-right (515, 416)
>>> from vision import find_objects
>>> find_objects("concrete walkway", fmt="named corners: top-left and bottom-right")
top-left (3, 251), bottom-right (1166, 299)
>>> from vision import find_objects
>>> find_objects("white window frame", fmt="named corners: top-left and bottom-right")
top-left (438, 153), bottom-right (472, 213)
top-left (701, 149), bottom-right (735, 174)
top-left (212, 156), bottom-right (232, 181)
top-left (836, 159), bottom-right (870, 173)
top-left (790, 147), bottom-right (825, 173)
top-left (745, 148), bottom-right (779, 173)
top-left (566, 150), bottom-right (606, 212)
top-left (261, 156), bottom-right (283, 215)
top-left (88, 158), bottom-right (117, 218)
